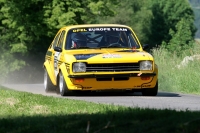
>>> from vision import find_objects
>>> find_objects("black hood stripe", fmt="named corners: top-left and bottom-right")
top-left (74, 53), bottom-right (102, 60)
top-left (117, 50), bottom-right (140, 52)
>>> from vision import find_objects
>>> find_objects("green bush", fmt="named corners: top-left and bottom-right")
top-left (152, 41), bottom-right (200, 94)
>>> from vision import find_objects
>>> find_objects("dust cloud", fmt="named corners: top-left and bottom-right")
top-left (1, 58), bottom-right (44, 84)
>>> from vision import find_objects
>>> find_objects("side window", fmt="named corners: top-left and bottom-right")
top-left (65, 31), bottom-right (72, 50)
top-left (120, 32), bottom-right (129, 47)
top-left (57, 30), bottom-right (66, 48)
top-left (129, 34), bottom-right (140, 48)
top-left (51, 32), bottom-right (62, 49)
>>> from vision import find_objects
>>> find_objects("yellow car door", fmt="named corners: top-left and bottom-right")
top-left (48, 31), bottom-right (62, 80)
top-left (53, 30), bottom-right (66, 77)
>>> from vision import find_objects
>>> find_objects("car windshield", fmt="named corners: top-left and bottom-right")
top-left (65, 27), bottom-right (140, 50)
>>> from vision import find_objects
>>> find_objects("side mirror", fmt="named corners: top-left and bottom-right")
top-left (54, 46), bottom-right (62, 52)
top-left (142, 44), bottom-right (150, 51)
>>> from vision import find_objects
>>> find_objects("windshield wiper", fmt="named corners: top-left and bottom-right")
top-left (98, 46), bottom-right (131, 49)
top-left (77, 46), bottom-right (90, 49)
top-left (98, 46), bottom-right (108, 49)
top-left (99, 46), bottom-right (122, 48)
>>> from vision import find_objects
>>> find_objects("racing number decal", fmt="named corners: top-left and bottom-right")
top-left (54, 52), bottom-right (61, 75)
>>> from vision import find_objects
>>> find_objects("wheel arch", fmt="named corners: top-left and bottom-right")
top-left (44, 61), bottom-right (56, 85)
top-left (59, 63), bottom-right (74, 89)
top-left (59, 63), bottom-right (69, 81)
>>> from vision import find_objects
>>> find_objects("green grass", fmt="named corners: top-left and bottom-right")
top-left (152, 41), bottom-right (200, 95)
top-left (0, 87), bottom-right (200, 133)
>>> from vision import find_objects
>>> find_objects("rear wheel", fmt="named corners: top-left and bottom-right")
top-left (44, 68), bottom-right (55, 93)
top-left (142, 81), bottom-right (158, 96)
top-left (59, 72), bottom-right (69, 96)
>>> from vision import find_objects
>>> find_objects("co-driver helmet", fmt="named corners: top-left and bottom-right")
top-left (71, 33), bottom-right (87, 48)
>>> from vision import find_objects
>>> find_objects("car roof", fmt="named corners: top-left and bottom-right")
top-left (60, 24), bottom-right (131, 30)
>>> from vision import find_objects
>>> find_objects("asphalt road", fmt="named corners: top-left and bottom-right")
top-left (2, 84), bottom-right (200, 111)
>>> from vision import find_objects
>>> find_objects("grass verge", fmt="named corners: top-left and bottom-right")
top-left (152, 41), bottom-right (200, 95)
top-left (0, 86), bottom-right (200, 133)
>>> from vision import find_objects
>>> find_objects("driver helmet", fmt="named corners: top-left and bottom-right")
top-left (106, 31), bottom-right (120, 44)
top-left (71, 33), bottom-right (87, 48)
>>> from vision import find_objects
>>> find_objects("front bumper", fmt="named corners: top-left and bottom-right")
top-left (68, 72), bottom-right (156, 78)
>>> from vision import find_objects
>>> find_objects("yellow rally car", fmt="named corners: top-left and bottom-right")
top-left (44, 24), bottom-right (158, 96)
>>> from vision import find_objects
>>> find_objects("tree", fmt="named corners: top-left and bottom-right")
top-left (163, 18), bottom-right (194, 55)
top-left (96, 0), bottom-right (153, 44)
top-left (0, 0), bottom-right (117, 82)
top-left (193, 8), bottom-right (200, 38)
top-left (148, 0), bottom-right (196, 48)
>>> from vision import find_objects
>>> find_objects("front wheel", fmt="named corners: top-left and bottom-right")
top-left (59, 72), bottom-right (69, 96)
top-left (142, 81), bottom-right (158, 96)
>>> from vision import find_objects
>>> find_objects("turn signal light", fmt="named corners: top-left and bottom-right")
top-left (75, 78), bottom-right (84, 82)
top-left (141, 77), bottom-right (150, 80)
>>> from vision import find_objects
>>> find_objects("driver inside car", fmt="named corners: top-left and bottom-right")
top-left (71, 33), bottom-right (87, 49)
top-left (106, 31), bottom-right (120, 45)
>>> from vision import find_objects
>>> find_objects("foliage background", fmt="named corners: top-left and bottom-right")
top-left (0, 0), bottom-right (199, 85)
top-left (190, 0), bottom-right (200, 38)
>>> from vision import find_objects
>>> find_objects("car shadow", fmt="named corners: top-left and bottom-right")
top-left (156, 91), bottom-right (181, 97)
top-left (65, 91), bottom-right (181, 97)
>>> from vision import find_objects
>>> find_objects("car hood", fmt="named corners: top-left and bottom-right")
top-left (64, 49), bottom-right (153, 63)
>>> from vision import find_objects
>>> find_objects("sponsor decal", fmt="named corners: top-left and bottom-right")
top-left (88, 28), bottom-right (128, 32)
top-left (73, 29), bottom-right (87, 32)
top-left (72, 27), bottom-right (128, 32)
top-left (88, 28), bottom-right (111, 31)
top-left (54, 52), bottom-right (61, 76)
top-left (102, 54), bottom-right (122, 58)
top-left (134, 85), bottom-right (151, 88)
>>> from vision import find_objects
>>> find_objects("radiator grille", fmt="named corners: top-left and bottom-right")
top-left (86, 63), bottom-right (139, 72)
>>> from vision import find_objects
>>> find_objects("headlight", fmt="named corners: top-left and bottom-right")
top-left (73, 62), bottom-right (86, 72)
top-left (140, 61), bottom-right (153, 70)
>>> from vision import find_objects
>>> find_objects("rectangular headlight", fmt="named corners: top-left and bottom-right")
top-left (140, 61), bottom-right (153, 70)
top-left (73, 62), bottom-right (86, 72)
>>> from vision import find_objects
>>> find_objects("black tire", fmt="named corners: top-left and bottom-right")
top-left (59, 72), bottom-right (69, 96)
top-left (44, 68), bottom-right (56, 93)
top-left (142, 81), bottom-right (158, 96)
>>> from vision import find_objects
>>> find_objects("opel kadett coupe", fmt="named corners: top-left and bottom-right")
top-left (44, 24), bottom-right (158, 96)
